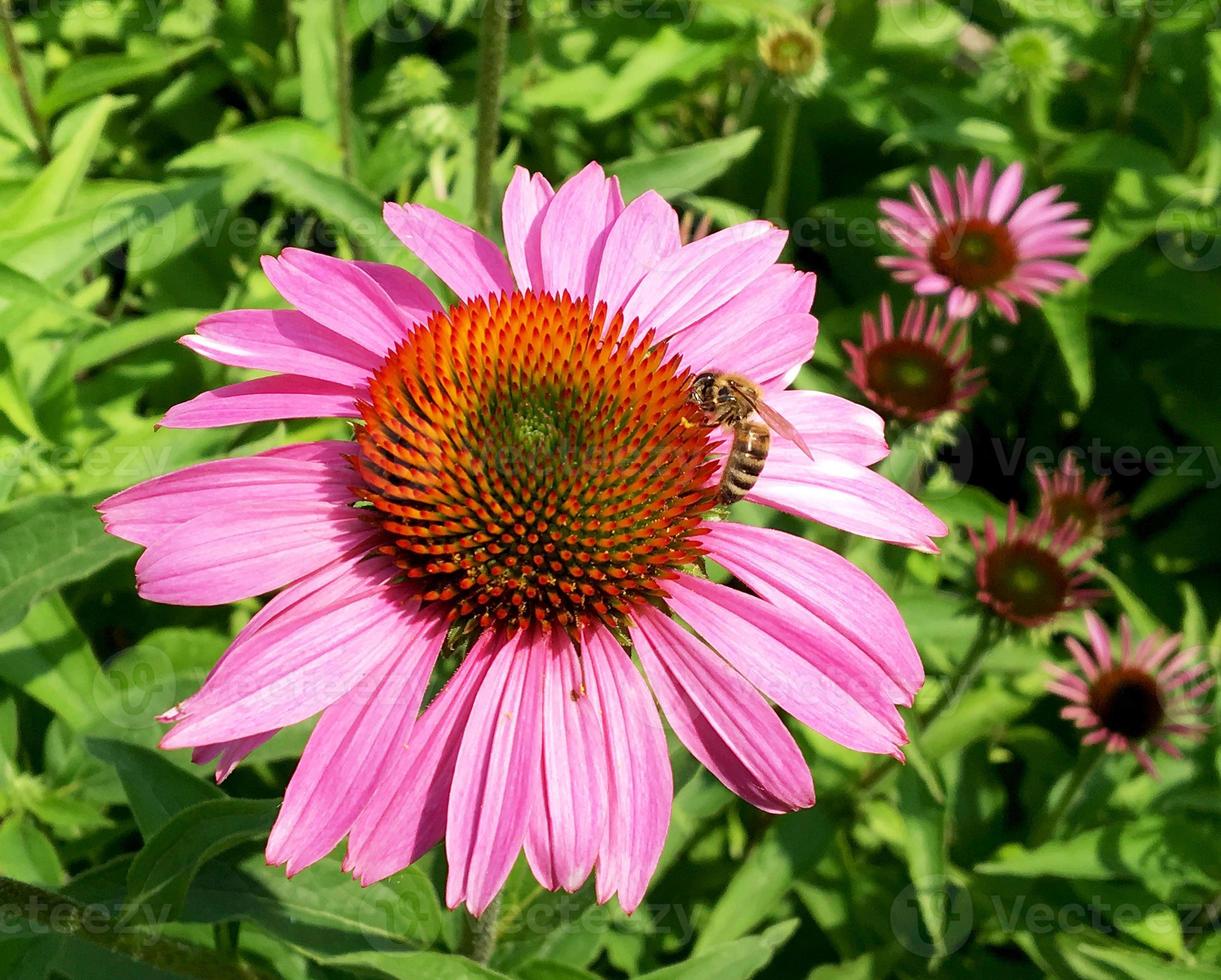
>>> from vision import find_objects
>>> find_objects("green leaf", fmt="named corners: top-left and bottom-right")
top-left (897, 764), bottom-right (949, 960)
top-left (1042, 283), bottom-right (1093, 408)
top-left (636, 919), bottom-right (798, 980)
top-left (0, 815), bottom-right (66, 886)
top-left (70, 308), bottom-right (206, 372)
top-left (181, 853), bottom-right (443, 956)
top-left (0, 595), bottom-right (113, 731)
top-left (696, 806), bottom-right (833, 952)
top-left (85, 738), bottom-right (222, 839)
top-left (0, 263), bottom-right (106, 337)
top-left (296, 0), bottom-right (339, 135)
top-left (0, 496), bottom-right (133, 635)
top-left (321, 951), bottom-right (511, 979)
top-left (606, 129), bottom-right (761, 203)
top-left (40, 41), bottom-right (214, 116)
top-left (125, 797), bottom-right (277, 918)
top-left (0, 96), bottom-right (115, 231)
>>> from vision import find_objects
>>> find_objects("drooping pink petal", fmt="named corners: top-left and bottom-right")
top-left (160, 573), bottom-right (419, 748)
top-left (261, 250), bottom-right (410, 355)
top-left (620, 222), bottom-right (789, 340)
top-left (593, 190), bottom-right (682, 315)
top-left (383, 202), bottom-right (515, 301)
top-left (266, 609), bottom-right (447, 876)
top-left (160, 376), bottom-right (361, 429)
top-left (191, 730), bottom-right (277, 783)
top-left (663, 574), bottom-right (906, 755)
top-left (538, 161), bottom-right (624, 300)
top-left (502, 166), bottom-right (555, 292)
top-left (525, 630), bottom-right (608, 893)
top-left (629, 605), bottom-right (814, 813)
top-left (748, 452), bottom-right (947, 552)
top-left (134, 501), bottom-right (375, 606)
top-left (99, 446), bottom-right (354, 547)
top-left (445, 629), bottom-right (547, 914)
top-left (183, 309), bottom-right (381, 387)
top-left (760, 390), bottom-right (888, 466)
top-left (345, 633), bottom-right (500, 885)
top-left (701, 521), bottom-right (924, 700)
top-left (581, 625), bottom-right (670, 913)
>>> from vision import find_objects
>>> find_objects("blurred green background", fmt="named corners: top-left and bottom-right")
top-left (0, 1), bottom-right (1219, 978)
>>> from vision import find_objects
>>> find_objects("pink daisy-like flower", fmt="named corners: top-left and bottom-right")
top-left (969, 503), bottom-right (1105, 628)
top-left (1049, 612), bottom-right (1214, 777)
top-left (1035, 454), bottom-right (1125, 539)
top-left (843, 295), bottom-right (985, 422)
top-left (878, 159), bottom-right (1089, 322)
top-left (99, 162), bottom-right (947, 915)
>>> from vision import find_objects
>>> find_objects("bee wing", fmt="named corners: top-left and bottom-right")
top-left (755, 399), bottom-right (814, 460)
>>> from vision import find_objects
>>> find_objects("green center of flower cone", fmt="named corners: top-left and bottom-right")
top-left (930, 218), bottom-right (1018, 289)
top-left (353, 290), bottom-right (719, 636)
top-left (865, 339), bottom-right (956, 417)
top-left (982, 541), bottom-right (1070, 624)
top-left (1089, 666), bottom-right (1165, 740)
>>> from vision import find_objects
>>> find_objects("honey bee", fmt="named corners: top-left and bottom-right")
top-left (689, 372), bottom-right (813, 505)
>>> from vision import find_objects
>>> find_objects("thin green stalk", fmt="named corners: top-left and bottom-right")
top-left (1030, 747), bottom-right (1103, 847)
top-left (1116, 0), bottom-right (1155, 133)
top-left (466, 893), bottom-right (502, 965)
top-left (332, 0), bottom-right (355, 183)
top-left (920, 613), bottom-right (999, 727)
top-left (473, 0), bottom-right (512, 237)
top-left (0, 877), bottom-right (269, 980)
top-left (0, 0), bottom-right (51, 164)
top-left (763, 95), bottom-right (800, 227)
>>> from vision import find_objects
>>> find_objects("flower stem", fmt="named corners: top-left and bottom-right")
top-left (1030, 746), bottom-right (1102, 847)
top-left (921, 614), bottom-right (999, 727)
top-left (332, 0), bottom-right (355, 184)
top-left (466, 893), bottom-right (502, 965)
top-left (473, 0), bottom-right (512, 237)
top-left (0, 0), bottom-right (51, 164)
top-left (763, 95), bottom-right (800, 228)
top-left (0, 876), bottom-right (269, 979)
top-left (1116, 0), bottom-right (1154, 134)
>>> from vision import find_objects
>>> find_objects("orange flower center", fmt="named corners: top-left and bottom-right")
top-left (354, 291), bottom-right (719, 635)
top-left (1088, 666), bottom-right (1164, 739)
top-left (929, 218), bottom-right (1018, 289)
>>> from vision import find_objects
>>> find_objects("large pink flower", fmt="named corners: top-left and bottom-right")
top-left (878, 159), bottom-right (1089, 322)
top-left (100, 162), bottom-right (946, 915)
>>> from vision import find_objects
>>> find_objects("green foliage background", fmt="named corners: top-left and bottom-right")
top-left (0, 1), bottom-right (1219, 977)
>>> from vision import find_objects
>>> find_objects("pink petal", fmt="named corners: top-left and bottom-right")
top-left (350, 260), bottom-right (445, 327)
top-left (160, 375), bottom-right (361, 429)
top-left (266, 610), bottom-right (447, 876)
top-left (99, 445), bottom-right (354, 547)
top-left (191, 731), bottom-right (276, 783)
top-left (913, 273), bottom-right (953, 295)
top-left (345, 633), bottom-right (500, 885)
top-left (582, 625), bottom-right (670, 913)
top-left (538, 161), bottom-right (624, 300)
top-left (701, 521), bottom-right (923, 700)
top-left (663, 575), bottom-right (906, 755)
top-left (446, 629), bottom-right (546, 914)
top-left (748, 452), bottom-right (947, 552)
top-left (629, 605), bottom-right (814, 813)
top-left (987, 162), bottom-right (1025, 223)
top-left (383, 202), bottom-right (514, 302)
top-left (929, 168), bottom-right (956, 223)
top-left (620, 222), bottom-right (788, 341)
top-left (160, 572), bottom-right (418, 747)
top-left (761, 390), bottom-right (888, 466)
top-left (134, 502), bottom-right (376, 606)
top-left (184, 309), bottom-right (381, 387)
top-left (946, 286), bottom-right (979, 320)
top-left (593, 190), bottom-right (682, 315)
top-left (525, 631), bottom-right (608, 893)
top-left (261, 250), bottom-right (409, 356)
top-left (502, 166), bottom-right (555, 292)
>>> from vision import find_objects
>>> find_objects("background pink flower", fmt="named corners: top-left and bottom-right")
top-left (878, 159), bottom-right (1089, 321)
top-left (100, 162), bottom-right (946, 915)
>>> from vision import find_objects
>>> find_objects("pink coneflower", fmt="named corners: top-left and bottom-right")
top-left (1035, 454), bottom-right (1125, 539)
top-left (1049, 612), bottom-right (1214, 776)
top-left (878, 159), bottom-right (1089, 322)
top-left (969, 504), bottom-right (1105, 628)
top-left (99, 162), bottom-right (946, 915)
top-left (843, 295), bottom-right (985, 422)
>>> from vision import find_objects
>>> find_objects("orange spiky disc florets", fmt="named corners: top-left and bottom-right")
top-left (354, 290), bottom-right (720, 635)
